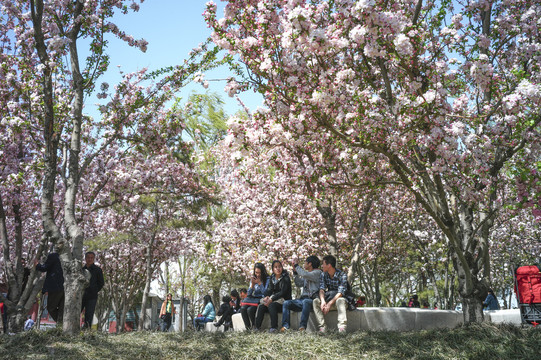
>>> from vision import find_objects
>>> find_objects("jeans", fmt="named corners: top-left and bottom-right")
top-left (161, 313), bottom-right (172, 332)
top-left (193, 316), bottom-right (211, 331)
top-left (282, 298), bottom-right (313, 329)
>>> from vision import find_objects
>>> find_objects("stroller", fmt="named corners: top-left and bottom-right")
top-left (513, 265), bottom-right (541, 327)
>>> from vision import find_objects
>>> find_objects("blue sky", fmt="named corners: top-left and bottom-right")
top-left (88, 0), bottom-right (263, 118)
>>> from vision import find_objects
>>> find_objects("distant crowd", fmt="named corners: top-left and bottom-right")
top-left (162, 255), bottom-right (360, 333)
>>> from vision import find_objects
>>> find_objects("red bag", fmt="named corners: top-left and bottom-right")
top-left (240, 297), bottom-right (260, 307)
top-left (515, 265), bottom-right (541, 304)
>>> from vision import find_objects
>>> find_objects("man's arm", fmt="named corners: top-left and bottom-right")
top-left (327, 291), bottom-right (343, 307)
top-left (318, 272), bottom-right (326, 305)
top-left (327, 271), bottom-right (348, 307)
top-left (36, 253), bottom-right (56, 272)
top-left (295, 265), bottom-right (321, 282)
top-left (337, 271), bottom-right (348, 296)
top-left (97, 267), bottom-right (105, 292)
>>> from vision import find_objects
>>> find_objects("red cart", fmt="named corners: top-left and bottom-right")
top-left (514, 265), bottom-right (541, 327)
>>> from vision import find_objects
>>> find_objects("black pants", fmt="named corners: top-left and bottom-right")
top-left (255, 302), bottom-right (282, 329)
top-left (47, 291), bottom-right (65, 323)
top-left (216, 308), bottom-right (234, 325)
top-left (161, 313), bottom-right (172, 331)
top-left (81, 296), bottom-right (97, 328)
top-left (240, 305), bottom-right (257, 329)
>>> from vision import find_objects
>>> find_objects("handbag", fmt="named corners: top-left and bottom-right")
top-left (240, 297), bottom-right (260, 307)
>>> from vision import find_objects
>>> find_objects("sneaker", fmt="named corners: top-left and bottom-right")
top-left (298, 327), bottom-right (306, 331)
top-left (338, 327), bottom-right (346, 333)
top-left (213, 322), bottom-right (220, 327)
top-left (280, 326), bottom-right (289, 332)
top-left (269, 328), bottom-right (278, 333)
top-left (318, 327), bottom-right (326, 333)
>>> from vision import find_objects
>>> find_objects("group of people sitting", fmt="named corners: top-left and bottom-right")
top-left (193, 254), bottom-right (354, 333)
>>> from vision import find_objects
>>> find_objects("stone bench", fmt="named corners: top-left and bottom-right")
top-left (484, 309), bottom-right (521, 325)
top-left (204, 316), bottom-right (226, 332)
top-left (230, 307), bottom-right (464, 332)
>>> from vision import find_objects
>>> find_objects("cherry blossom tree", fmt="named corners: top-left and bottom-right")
top-left (0, 0), bottom-right (222, 333)
top-left (206, 0), bottom-right (541, 322)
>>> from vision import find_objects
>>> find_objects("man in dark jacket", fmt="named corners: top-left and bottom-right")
top-left (35, 252), bottom-right (64, 323)
top-left (81, 252), bottom-right (104, 329)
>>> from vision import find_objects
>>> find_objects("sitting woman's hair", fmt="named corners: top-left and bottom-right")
top-left (222, 295), bottom-right (232, 303)
top-left (253, 262), bottom-right (269, 284)
top-left (203, 294), bottom-right (213, 307)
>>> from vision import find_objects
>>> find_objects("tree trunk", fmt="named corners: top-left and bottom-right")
top-left (374, 261), bottom-right (381, 307)
top-left (119, 302), bottom-right (128, 333)
top-left (138, 208), bottom-right (159, 331)
top-left (31, 0), bottom-right (88, 335)
top-left (428, 269), bottom-right (441, 309)
top-left (115, 307), bottom-right (123, 334)
top-left (348, 193), bottom-right (374, 283)
top-left (36, 294), bottom-right (43, 330)
top-left (62, 259), bottom-right (89, 333)
top-left (316, 197), bottom-right (338, 256)
top-left (462, 295), bottom-right (485, 323)
top-left (0, 192), bottom-right (47, 333)
top-left (138, 235), bottom-right (156, 331)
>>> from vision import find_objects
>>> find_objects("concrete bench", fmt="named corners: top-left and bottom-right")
top-left (230, 311), bottom-right (293, 331)
top-left (484, 309), bottom-right (521, 325)
top-left (204, 316), bottom-right (226, 332)
top-left (231, 307), bottom-right (464, 332)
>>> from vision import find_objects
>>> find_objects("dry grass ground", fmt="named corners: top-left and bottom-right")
top-left (1, 323), bottom-right (540, 360)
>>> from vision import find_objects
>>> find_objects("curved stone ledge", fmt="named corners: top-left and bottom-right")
top-left (225, 308), bottom-right (524, 333)
top-left (230, 307), bottom-right (465, 332)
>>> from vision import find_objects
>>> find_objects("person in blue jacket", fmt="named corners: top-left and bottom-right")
top-left (194, 294), bottom-right (215, 331)
top-left (240, 262), bottom-right (269, 330)
top-left (483, 289), bottom-right (500, 310)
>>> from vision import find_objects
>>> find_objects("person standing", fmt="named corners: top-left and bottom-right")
top-left (81, 251), bottom-right (104, 329)
top-left (281, 255), bottom-right (322, 332)
top-left (159, 293), bottom-right (175, 331)
top-left (313, 255), bottom-right (349, 333)
top-left (35, 252), bottom-right (65, 324)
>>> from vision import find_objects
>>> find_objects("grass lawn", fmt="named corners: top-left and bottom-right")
top-left (1, 323), bottom-right (539, 360)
